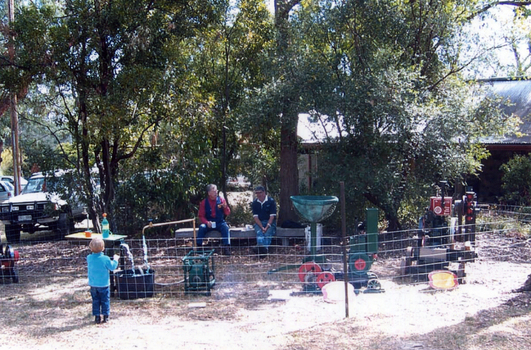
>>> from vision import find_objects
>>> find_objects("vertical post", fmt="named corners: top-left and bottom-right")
top-left (8, 0), bottom-right (22, 195)
top-left (310, 222), bottom-right (317, 259)
top-left (340, 182), bottom-right (349, 318)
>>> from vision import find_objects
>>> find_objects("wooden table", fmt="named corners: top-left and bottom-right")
top-left (65, 232), bottom-right (127, 296)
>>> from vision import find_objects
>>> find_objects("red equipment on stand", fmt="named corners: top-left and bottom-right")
top-left (0, 244), bottom-right (19, 283)
top-left (401, 181), bottom-right (477, 284)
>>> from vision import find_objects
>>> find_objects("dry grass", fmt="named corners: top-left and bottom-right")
top-left (1, 230), bottom-right (531, 349)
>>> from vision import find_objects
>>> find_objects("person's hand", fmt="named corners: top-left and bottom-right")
top-left (113, 254), bottom-right (120, 261)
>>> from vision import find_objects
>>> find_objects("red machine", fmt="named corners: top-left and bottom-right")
top-left (0, 244), bottom-right (19, 283)
top-left (401, 181), bottom-right (477, 284)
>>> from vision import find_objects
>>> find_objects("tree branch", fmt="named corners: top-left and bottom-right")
top-left (468, 1), bottom-right (531, 20)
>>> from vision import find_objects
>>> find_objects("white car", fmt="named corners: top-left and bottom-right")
top-left (0, 171), bottom-right (86, 243)
top-left (0, 176), bottom-right (28, 188)
top-left (0, 181), bottom-right (15, 202)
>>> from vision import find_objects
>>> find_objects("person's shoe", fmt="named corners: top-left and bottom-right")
top-left (102, 315), bottom-right (109, 323)
top-left (222, 247), bottom-right (231, 256)
top-left (95, 316), bottom-right (101, 324)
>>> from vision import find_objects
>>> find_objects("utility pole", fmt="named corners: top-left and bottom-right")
top-left (8, 0), bottom-right (22, 195)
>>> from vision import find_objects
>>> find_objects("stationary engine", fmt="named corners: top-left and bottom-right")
top-left (401, 181), bottom-right (477, 284)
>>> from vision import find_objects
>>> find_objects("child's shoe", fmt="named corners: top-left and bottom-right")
top-left (102, 315), bottom-right (109, 323)
top-left (95, 316), bottom-right (101, 324)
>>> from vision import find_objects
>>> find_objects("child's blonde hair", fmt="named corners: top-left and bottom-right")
top-left (89, 237), bottom-right (105, 253)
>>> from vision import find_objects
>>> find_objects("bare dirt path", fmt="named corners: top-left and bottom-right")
top-left (1, 232), bottom-right (530, 350)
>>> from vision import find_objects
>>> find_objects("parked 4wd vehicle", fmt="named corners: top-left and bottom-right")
top-left (0, 171), bottom-right (86, 243)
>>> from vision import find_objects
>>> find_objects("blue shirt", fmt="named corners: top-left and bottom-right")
top-left (87, 252), bottom-right (118, 287)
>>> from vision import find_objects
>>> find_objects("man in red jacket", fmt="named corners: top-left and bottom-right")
top-left (197, 184), bottom-right (231, 255)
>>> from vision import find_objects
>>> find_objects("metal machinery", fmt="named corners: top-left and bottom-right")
top-left (274, 195), bottom-right (383, 293)
top-left (401, 181), bottom-right (477, 283)
top-left (345, 208), bottom-right (382, 291)
top-left (182, 249), bottom-right (216, 296)
top-left (0, 244), bottom-right (19, 283)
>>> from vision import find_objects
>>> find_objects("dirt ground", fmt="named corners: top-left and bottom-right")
top-left (1, 230), bottom-right (531, 350)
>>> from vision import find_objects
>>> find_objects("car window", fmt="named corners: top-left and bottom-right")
top-left (23, 178), bottom-right (45, 193)
top-left (3, 182), bottom-right (14, 191)
top-left (0, 183), bottom-right (5, 192)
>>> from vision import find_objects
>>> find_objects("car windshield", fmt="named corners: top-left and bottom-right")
top-left (23, 177), bottom-right (45, 194)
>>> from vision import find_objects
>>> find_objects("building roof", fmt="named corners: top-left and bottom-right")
top-left (297, 78), bottom-right (531, 147)
top-left (481, 78), bottom-right (531, 145)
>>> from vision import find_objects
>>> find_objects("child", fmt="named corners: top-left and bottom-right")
top-left (87, 237), bottom-right (119, 324)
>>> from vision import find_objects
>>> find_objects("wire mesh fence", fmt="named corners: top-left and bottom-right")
top-left (1, 205), bottom-right (530, 303)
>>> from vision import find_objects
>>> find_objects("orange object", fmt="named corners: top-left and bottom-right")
top-left (428, 270), bottom-right (458, 290)
top-left (85, 231), bottom-right (92, 237)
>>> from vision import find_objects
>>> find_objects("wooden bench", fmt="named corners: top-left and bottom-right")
top-left (174, 226), bottom-right (306, 246)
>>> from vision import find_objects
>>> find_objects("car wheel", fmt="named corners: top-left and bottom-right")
top-left (4, 224), bottom-right (21, 243)
top-left (55, 212), bottom-right (72, 239)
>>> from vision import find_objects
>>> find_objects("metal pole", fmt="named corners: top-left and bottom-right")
top-left (340, 181), bottom-right (349, 318)
top-left (8, 0), bottom-right (22, 195)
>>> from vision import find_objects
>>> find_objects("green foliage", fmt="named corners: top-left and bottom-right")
top-left (500, 154), bottom-right (531, 205)
top-left (113, 165), bottom-right (207, 236)
top-left (282, 0), bottom-right (517, 230)
top-left (226, 197), bottom-right (254, 227)
top-left (1, 0), bottom-right (227, 224)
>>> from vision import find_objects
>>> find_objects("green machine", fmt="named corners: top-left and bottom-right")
top-left (346, 208), bottom-right (382, 291)
top-left (182, 250), bottom-right (216, 296)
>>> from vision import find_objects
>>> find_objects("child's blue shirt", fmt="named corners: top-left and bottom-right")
top-left (87, 252), bottom-right (118, 287)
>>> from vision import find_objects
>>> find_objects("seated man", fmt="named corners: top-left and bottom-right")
top-left (252, 186), bottom-right (277, 256)
top-left (197, 184), bottom-right (231, 255)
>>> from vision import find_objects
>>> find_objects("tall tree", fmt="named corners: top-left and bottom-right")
top-left (287, 0), bottom-right (518, 230)
top-left (1, 0), bottom-right (223, 227)
top-left (189, 0), bottom-right (275, 200)
top-left (274, 0), bottom-right (302, 224)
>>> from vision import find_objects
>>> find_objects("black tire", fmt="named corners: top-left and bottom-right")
top-left (4, 224), bottom-right (21, 243)
top-left (55, 213), bottom-right (72, 239)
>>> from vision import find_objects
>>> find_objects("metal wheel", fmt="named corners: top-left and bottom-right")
top-left (298, 262), bottom-right (322, 283)
top-left (367, 279), bottom-right (381, 290)
top-left (316, 271), bottom-right (335, 289)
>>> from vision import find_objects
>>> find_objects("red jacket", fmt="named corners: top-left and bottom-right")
top-left (198, 196), bottom-right (230, 225)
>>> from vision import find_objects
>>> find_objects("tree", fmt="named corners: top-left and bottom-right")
top-left (282, 0), bottom-right (518, 230)
top-left (500, 154), bottom-right (531, 205)
top-left (187, 0), bottom-right (276, 200)
top-left (1, 0), bottom-right (224, 228)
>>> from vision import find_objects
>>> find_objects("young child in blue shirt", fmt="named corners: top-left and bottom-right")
top-left (87, 237), bottom-right (119, 324)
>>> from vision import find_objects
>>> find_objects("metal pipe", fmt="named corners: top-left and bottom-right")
top-left (340, 181), bottom-right (349, 318)
top-left (142, 218), bottom-right (197, 246)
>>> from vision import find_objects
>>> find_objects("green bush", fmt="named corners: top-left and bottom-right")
top-left (500, 154), bottom-right (531, 205)
top-left (227, 197), bottom-right (254, 227)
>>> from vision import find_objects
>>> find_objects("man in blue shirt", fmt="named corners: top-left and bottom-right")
top-left (252, 186), bottom-right (277, 257)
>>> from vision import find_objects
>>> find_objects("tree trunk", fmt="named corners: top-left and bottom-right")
top-left (275, 0), bottom-right (301, 226)
top-left (278, 108), bottom-right (300, 225)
